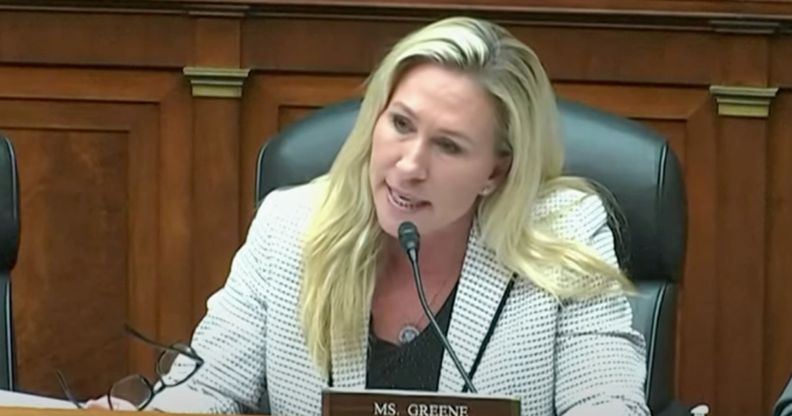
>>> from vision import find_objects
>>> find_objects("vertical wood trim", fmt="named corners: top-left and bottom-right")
top-left (189, 15), bottom-right (246, 324)
top-left (716, 116), bottom-right (767, 415)
top-left (240, 74), bottom-right (278, 224)
top-left (717, 35), bottom-right (769, 86)
top-left (677, 96), bottom-right (719, 408)
top-left (156, 77), bottom-right (196, 342)
top-left (712, 33), bottom-right (770, 416)
top-left (191, 99), bottom-right (243, 323)
top-left (193, 17), bottom-right (242, 67)
top-left (763, 91), bottom-right (792, 415)
top-left (126, 105), bottom-right (161, 377)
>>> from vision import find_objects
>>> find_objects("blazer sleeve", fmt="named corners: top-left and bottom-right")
top-left (553, 195), bottom-right (650, 416)
top-left (147, 193), bottom-right (278, 413)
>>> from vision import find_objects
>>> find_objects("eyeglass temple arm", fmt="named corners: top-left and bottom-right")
top-left (55, 370), bottom-right (84, 409)
top-left (123, 324), bottom-right (203, 362)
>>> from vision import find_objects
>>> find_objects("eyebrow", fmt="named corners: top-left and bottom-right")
top-left (391, 101), bottom-right (474, 145)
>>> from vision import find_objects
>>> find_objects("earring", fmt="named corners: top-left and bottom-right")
top-left (480, 185), bottom-right (494, 196)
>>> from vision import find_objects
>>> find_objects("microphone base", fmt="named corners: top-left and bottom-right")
top-left (322, 387), bottom-right (521, 416)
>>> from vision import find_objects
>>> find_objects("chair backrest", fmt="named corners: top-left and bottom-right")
top-left (255, 98), bottom-right (687, 413)
top-left (0, 134), bottom-right (18, 391)
top-left (775, 374), bottom-right (792, 416)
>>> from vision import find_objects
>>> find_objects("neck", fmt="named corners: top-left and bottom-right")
top-left (383, 213), bottom-right (473, 283)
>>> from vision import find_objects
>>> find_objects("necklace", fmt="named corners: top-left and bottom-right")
top-left (398, 325), bottom-right (421, 344)
top-left (396, 275), bottom-right (457, 345)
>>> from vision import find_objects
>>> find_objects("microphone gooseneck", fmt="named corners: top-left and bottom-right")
top-left (397, 221), bottom-right (478, 394)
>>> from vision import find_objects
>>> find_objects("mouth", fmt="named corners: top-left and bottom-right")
top-left (386, 185), bottom-right (429, 211)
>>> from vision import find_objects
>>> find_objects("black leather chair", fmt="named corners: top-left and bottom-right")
top-left (0, 134), bottom-right (18, 391)
top-left (775, 375), bottom-right (792, 416)
top-left (255, 99), bottom-right (688, 415)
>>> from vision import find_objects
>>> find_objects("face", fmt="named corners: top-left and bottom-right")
top-left (369, 63), bottom-right (509, 240)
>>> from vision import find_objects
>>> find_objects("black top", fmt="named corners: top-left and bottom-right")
top-left (365, 285), bottom-right (459, 391)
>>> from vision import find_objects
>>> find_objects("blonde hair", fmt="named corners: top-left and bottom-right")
top-left (300, 16), bottom-right (632, 376)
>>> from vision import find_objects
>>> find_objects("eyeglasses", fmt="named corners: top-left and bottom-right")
top-left (56, 325), bottom-right (204, 410)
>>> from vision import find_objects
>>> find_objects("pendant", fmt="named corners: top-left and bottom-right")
top-left (398, 325), bottom-right (420, 344)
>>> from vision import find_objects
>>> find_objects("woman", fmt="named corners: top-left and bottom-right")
top-left (102, 16), bottom-right (648, 415)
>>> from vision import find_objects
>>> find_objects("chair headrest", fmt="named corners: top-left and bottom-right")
top-left (559, 100), bottom-right (686, 283)
top-left (0, 135), bottom-right (19, 271)
top-left (256, 99), bottom-right (687, 283)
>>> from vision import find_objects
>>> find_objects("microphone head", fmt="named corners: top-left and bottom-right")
top-left (398, 221), bottom-right (420, 253)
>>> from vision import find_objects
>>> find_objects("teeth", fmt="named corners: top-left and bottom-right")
top-left (389, 187), bottom-right (421, 209)
top-left (394, 195), bottom-right (416, 208)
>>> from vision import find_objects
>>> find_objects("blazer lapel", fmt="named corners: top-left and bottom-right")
top-left (329, 314), bottom-right (369, 389)
top-left (438, 224), bottom-right (513, 393)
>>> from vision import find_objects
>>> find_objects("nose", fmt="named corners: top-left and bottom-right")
top-left (395, 139), bottom-right (429, 181)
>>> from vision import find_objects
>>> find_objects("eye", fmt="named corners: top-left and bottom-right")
top-left (436, 138), bottom-right (462, 154)
top-left (391, 114), bottom-right (411, 134)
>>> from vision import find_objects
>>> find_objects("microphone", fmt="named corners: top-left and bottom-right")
top-left (397, 221), bottom-right (478, 394)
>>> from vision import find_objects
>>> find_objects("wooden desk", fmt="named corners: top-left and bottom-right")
top-left (0, 409), bottom-right (152, 416)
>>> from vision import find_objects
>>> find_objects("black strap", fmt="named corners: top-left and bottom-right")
top-left (462, 274), bottom-right (516, 393)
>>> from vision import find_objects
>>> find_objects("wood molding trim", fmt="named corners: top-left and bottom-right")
top-left (183, 67), bottom-right (251, 98)
top-left (709, 19), bottom-right (782, 35)
top-left (709, 85), bottom-right (779, 118)
top-left (4, 1), bottom-right (792, 32)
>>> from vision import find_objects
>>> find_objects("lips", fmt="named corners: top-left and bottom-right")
top-left (386, 185), bottom-right (429, 210)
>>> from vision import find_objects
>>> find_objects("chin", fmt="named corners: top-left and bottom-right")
top-left (374, 200), bottom-right (425, 240)
top-left (376, 216), bottom-right (400, 239)
top-left (372, 191), bottom-right (398, 238)
top-left (377, 214), bottom-right (438, 241)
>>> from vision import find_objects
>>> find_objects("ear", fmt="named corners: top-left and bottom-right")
top-left (485, 154), bottom-right (512, 190)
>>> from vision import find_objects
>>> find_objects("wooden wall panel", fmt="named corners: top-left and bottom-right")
top-left (242, 18), bottom-right (407, 73)
top-left (241, 17), bottom-right (729, 85)
top-left (0, 67), bottom-right (192, 397)
top-left (0, 11), bottom-right (192, 66)
top-left (8, 126), bottom-right (129, 398)
top-left (0, 2), bottom-right (791, 416)
top-left (771, 36), bottom-right (792, 88)
top-left (513, 27), bottom-right (725, 85)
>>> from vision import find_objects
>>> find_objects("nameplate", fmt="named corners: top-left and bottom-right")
top-left (322, 387), bottom-right (521, 416)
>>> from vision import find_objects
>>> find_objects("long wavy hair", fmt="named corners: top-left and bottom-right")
top-left (299, 16), bottom-right (632, 376)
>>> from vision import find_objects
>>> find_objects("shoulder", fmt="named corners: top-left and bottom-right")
top-left (259, 181), bottom-right (322, 215)
top-left (257, 181), bottom-right (323, 221)
top-left (251, 180), bottom-right (325, 242)
top-left (531, 187), bottom-right (610, 243)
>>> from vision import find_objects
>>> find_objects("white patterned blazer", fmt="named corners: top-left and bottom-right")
top-left (150, 182), bottom-right (649, 416)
